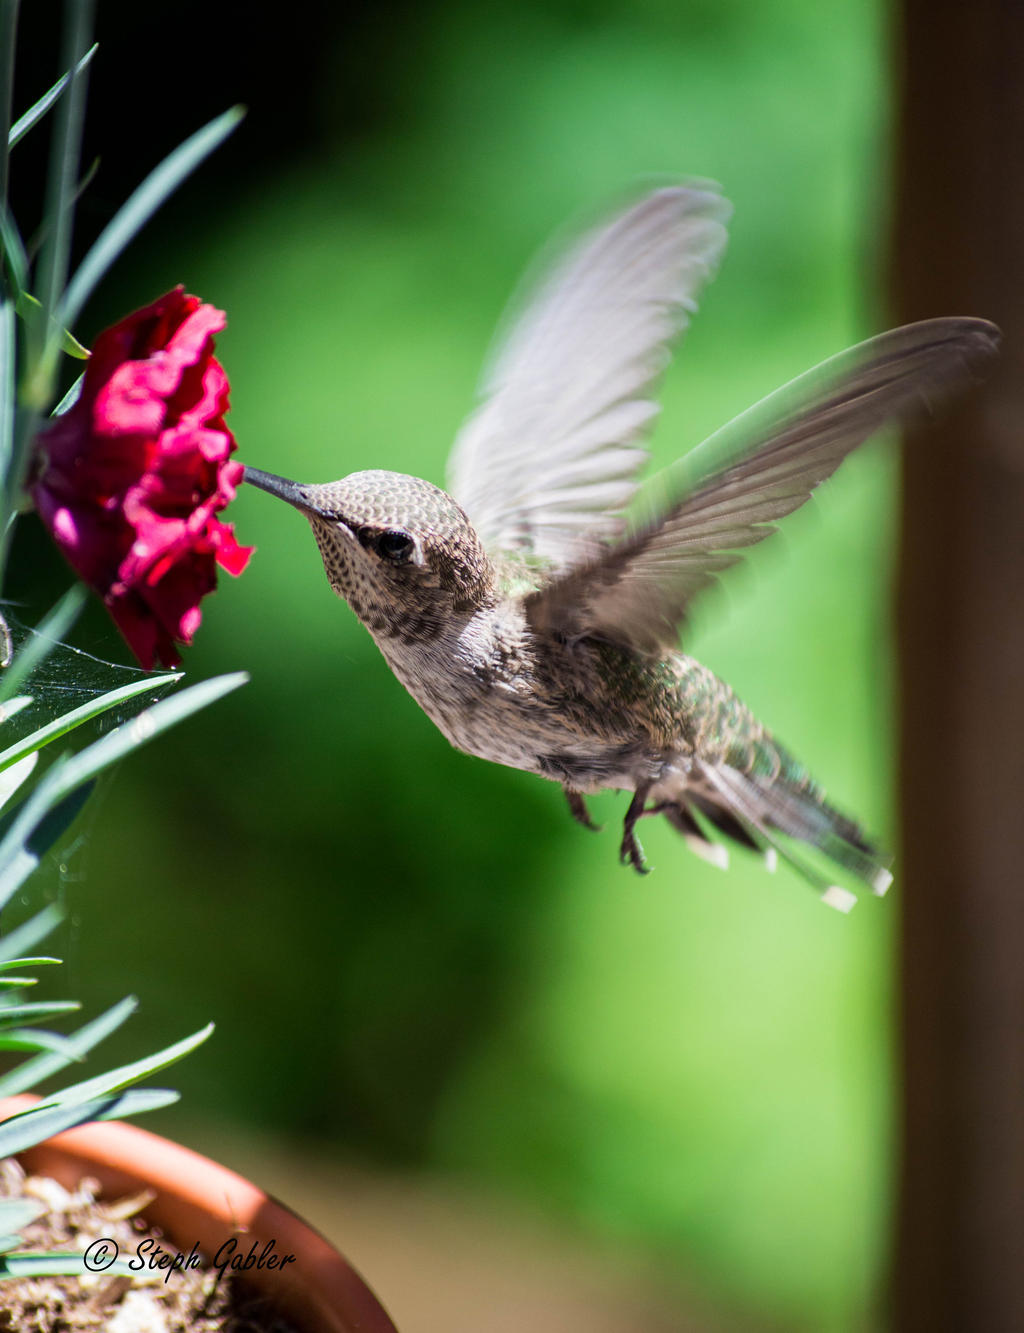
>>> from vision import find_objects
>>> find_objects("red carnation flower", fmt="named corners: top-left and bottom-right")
top-left (30, 288), bottom-right (253, 669)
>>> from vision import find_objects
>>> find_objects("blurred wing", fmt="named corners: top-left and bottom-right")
top-left (527, 317), bottom-right (1000, 652)
top-left (446, 186), bottom-right (730, 567)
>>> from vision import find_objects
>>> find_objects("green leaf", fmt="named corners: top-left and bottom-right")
top-left (61, 106), bottom-right (245, 329)
top-left (8, 46), bottom-right (98, 149)
top-left (0, 975), bottom-right (36, 989)
top-left (35, 1), bottom-right (93, 343)
top-left (0, 672), bottom-right (180, 772)
top-left (0, 672), bottom-right (245, 908)
top-left (28, 1022), bottom-right (213, 1112)
top-left (14, 292), bottom-right (89, 359)
top-left (0, 780), bottom-right (94, 912)
top-left (14, 672), bottom-right (243, 803)
top-left (51, 672), bottom-right (247, 783)
top-left (0, 1199), bottom-right (43, 1233)
top-left (0, 957), bottom-right (60, 970)
top-left (0, 299), bottom-right (13, 482)
top-left (0, 1085), bottom-right (182, 1156)
top-left (0, 1000), bottom-right (79, 1025)
top-left (0, 585), bottom-right (86, 704)
top-left (0, 0), bottom-right (16, 209)
top-left (0, 206), bottom-right (28, 300)
top-left (0, 1028), bottom-right (84, 1057)
top-left (0, 995), bottom-right (137, 1098)
top-left (90, 1086), bottom-right (181, 1118)
top-left (0, 1252), bottom-right (134, 1279)
top-left (51, 373), bottom-right (82, 417)
top-left (0, 904), bottom-right (63, 963)
top-left (0, 696), bottom-right (32, 722)
top-left (0, 752), bottom-right (37, 812)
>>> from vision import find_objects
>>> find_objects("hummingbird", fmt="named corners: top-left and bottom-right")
top-left (244, 186), bottom-right (998, 910)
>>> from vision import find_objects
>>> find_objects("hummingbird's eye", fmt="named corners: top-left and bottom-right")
top-left (375, 529), bottom-right (416, 564)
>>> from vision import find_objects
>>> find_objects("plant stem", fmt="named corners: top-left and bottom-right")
top-left (0, 1), bottom-right (93, 598)
top-left (0, 0), bottom-right (16, 629)
top-left (0, 0), bottom-right (18, 211)
top-left (33, 0), bottom-right (92, 372)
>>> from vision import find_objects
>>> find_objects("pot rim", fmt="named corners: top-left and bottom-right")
top-left (0, 1094), bottom-right (398, 1333)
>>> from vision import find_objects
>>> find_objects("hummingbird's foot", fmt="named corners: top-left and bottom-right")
top-left (619, 783), bottom-right (653, 875)
top-left (620, 827), bottom-right (649, 874)
top-left (565, 789), bottom-right (602, 832)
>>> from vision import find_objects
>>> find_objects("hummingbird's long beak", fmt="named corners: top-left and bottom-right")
top-left (243, 467), bottom-right (325, 516)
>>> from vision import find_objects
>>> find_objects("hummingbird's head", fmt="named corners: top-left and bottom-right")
top-left (243, 466), bottom-right (494, 640)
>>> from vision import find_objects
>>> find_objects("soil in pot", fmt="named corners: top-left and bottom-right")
top-left (0, 1158), bottom-right (297, 1332)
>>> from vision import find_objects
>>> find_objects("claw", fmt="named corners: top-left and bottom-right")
top-left (620, 783), bottom-right (653, 875)
top-left (565, 789), bottom-right (601, 832)
top-left (619, 827), bottom-right (650, 874)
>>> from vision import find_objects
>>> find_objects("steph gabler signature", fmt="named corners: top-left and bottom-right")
top-left (82, 1234), bottom-right (297, 1283)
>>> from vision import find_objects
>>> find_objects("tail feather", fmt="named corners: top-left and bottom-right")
top-left (659, 803), bottom-right (731, 870)
top-left (687, 794), bottom-right (763, 854)
top-left (671, 761), bottom-right (891, 908)
top-left (735, 767), bottom-right (886, 887)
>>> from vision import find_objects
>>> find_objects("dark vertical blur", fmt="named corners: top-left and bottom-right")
top-left (892, 1), bottom-right (1024, 1328)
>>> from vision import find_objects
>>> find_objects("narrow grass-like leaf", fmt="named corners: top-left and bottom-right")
top-left (0, 905), bottom-right (63, 963)
top-left (28, 1022), bottom-right (212, 1112)
top-left (0, 1252), bottom-right (134, 1279)
top-left (61, 106), bottom-right (245, 329)
top-left (51, 372), bottom-right (82, 416)
top-left (0, 1029), bottom-right (84, 1057)
top-left (0, 976), bottom-right (35, 988)
top-left (0, 696), bottom-right (31, 723)
top-left (0, 1086), bottom-right (182, 1155)
top-left (5, 673), bottom-right (244, 833)
top-left (0, 673), bottom-right (180, 771)
top-left (0, 1200), bottom-right (44, 1233)
top-left (0, 0), bottom-right (16, 209)
top-left (0, 752), bottom-right (36, 811)
top-left (4, 396), bottom-right (37, 530)
top-left (8, 46), bottom-right (98, 149)
top-left (0, 957), bottom-right (60, 971)
top-left (88, 1087), bottom-right (180, 1118)
top-left (0, 995), bottom-right (137, 1097)
top-left (0, 767), bottom-right (65, 898)
top-left (0, 299), bottom-right (13, 482)
top-left (0, 672), bottom-right (244, 906)
top-left (0, 211), bottom-right (27, 303)
top-left (0, 1000), bottom-right (79, 1024)
top-left (0, 207), bottom-right (27, 297)
top-left (36, 0), bottom-right (93, 337)
top-left (14, 292), bottom-right (89, 358)
top-left (0, 780), bottom-right (93, 911)
top-left (49, 672), bottom-right (247, 786)
top-left (0, 585), bottom-right (85, 704)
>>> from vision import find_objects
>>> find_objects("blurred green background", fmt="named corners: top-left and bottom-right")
top-left (12, 0), bottom-right (898, 1328)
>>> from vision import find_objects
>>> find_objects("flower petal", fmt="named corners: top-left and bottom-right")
top-left (29, 289), bottom-right (252, 668)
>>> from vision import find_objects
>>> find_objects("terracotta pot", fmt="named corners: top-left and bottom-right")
top-left (0, 1095), bottom-right (398, 1333)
